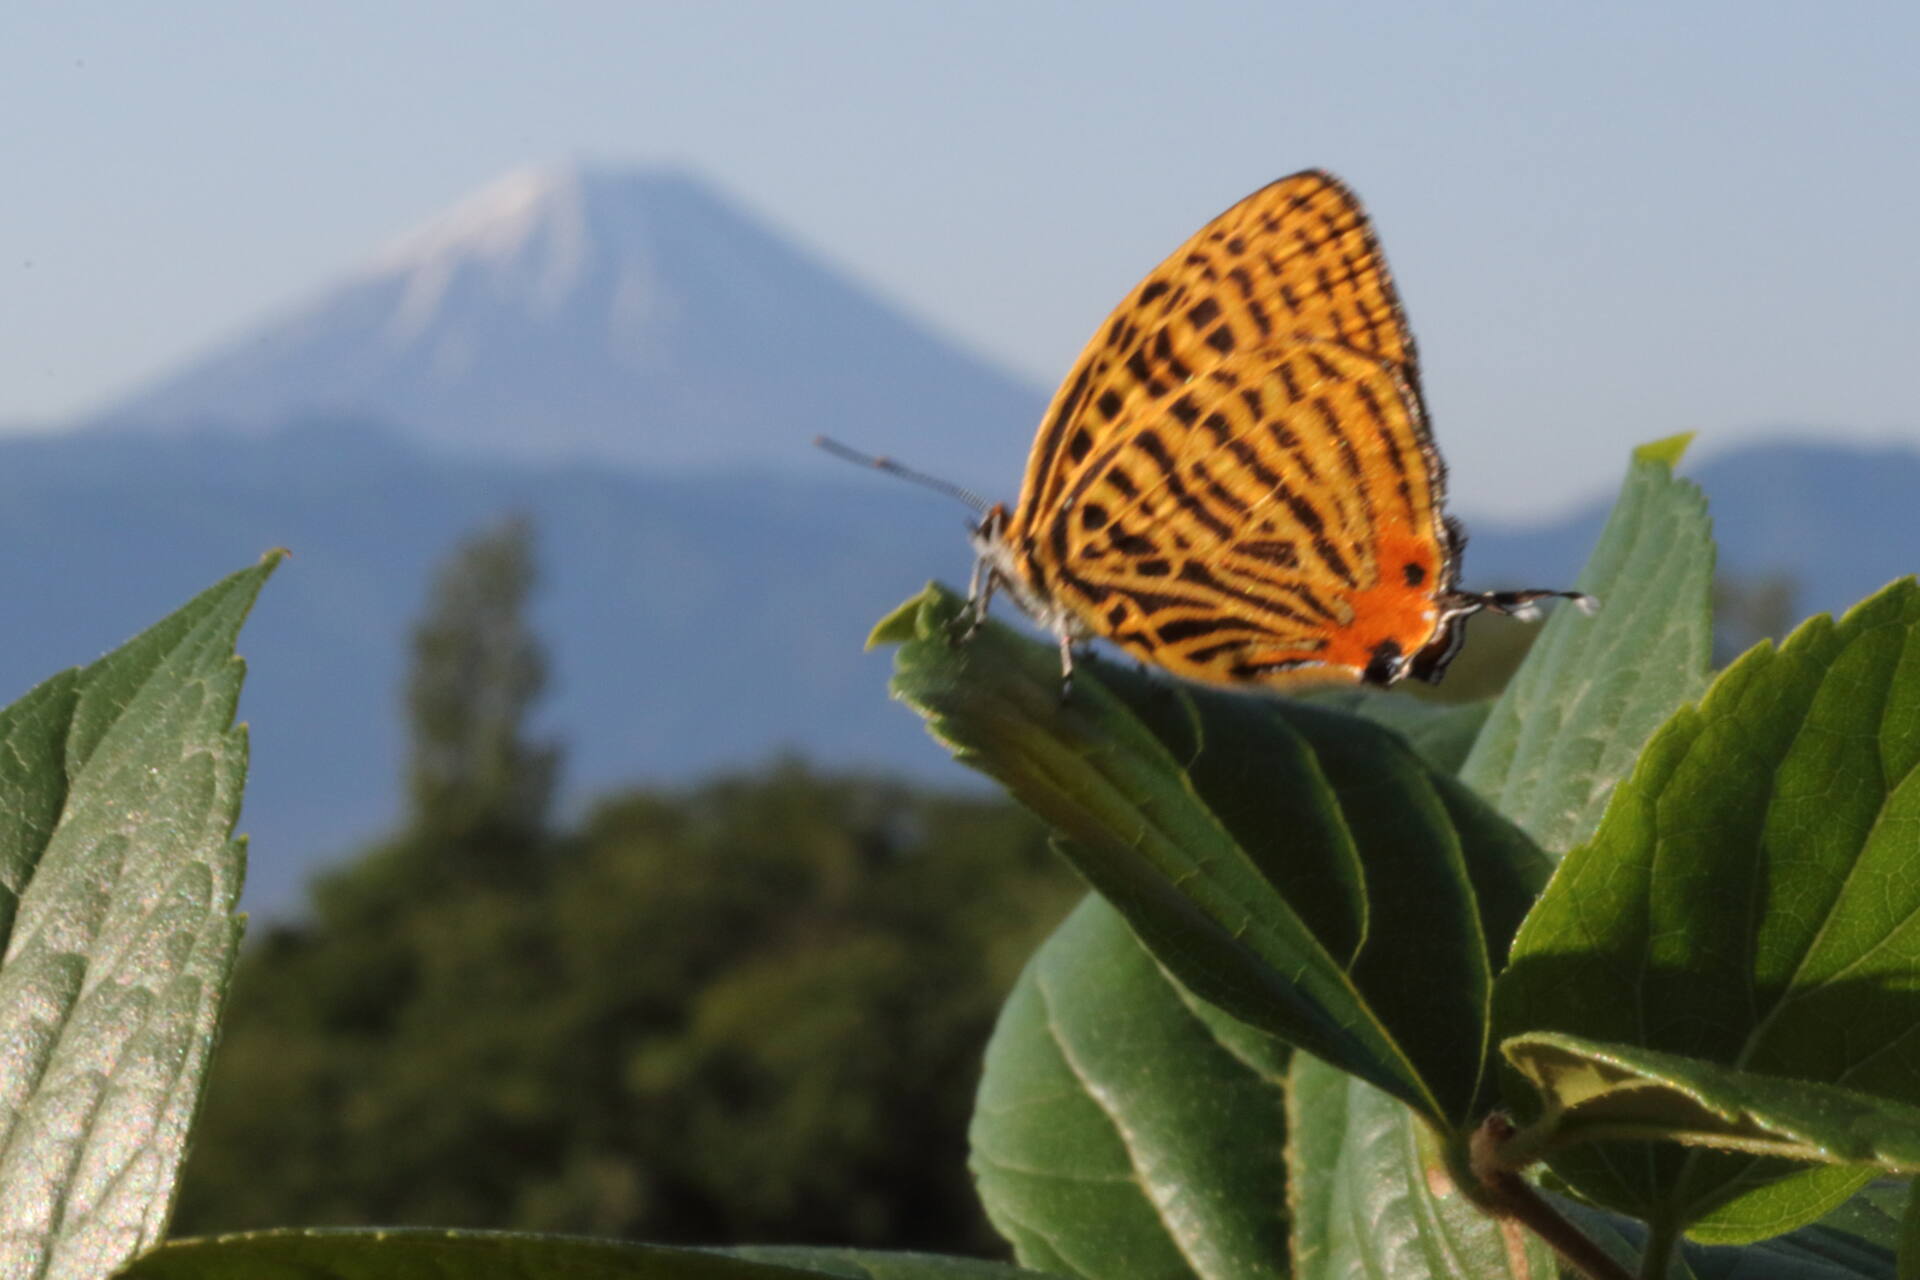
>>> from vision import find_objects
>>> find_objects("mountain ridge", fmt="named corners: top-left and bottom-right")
top-left (83, 165), bottom-right (1043, 491)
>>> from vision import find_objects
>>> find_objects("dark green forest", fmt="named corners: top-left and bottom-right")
top-left (173, 518), bottom-right (1082, 1253)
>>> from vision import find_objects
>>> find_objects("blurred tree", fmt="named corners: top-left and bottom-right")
top-left (405, 512), bottom-right (559, 864)
top-left (175, 761), bottom-right (1080, 1253)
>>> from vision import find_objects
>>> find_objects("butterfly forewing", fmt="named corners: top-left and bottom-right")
top-left (1008, 170), bottom-right (1420, 552)
top-left (1038, 339), bottom-right (1452, 686)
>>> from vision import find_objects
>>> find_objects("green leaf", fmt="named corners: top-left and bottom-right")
top-left (0, 554), bottom-right (278, 1278)
top-left (866, 595), bottom-right (925, 648)
top-left (1683, 1171), bottom-right (1882, 1249)
top-left (1725, 1179), bottom-right (1907, 1279)
top-left (1902, 1181), bottom-right (1920, 1279)
top-left (1276, 691), bottom-right (1517, 1279)
top-left (1286, 1054), bottom-right (1556, 1279)
top-left (963, 679), bottom-right (1504, 1277)
top-left (720, 1246), bottom-right (1058, 1278)
top-left (1634, 432), bottom-right (1697, 468)
top-left (1504, 1032), bottom-right (1920, 1170)
top-left (969, 894), bottom-right (1290, 1280)
top-left (1298, 689), bottom-right (1490, 777)
top-left (1461, 435), bottom-right (1714, 855)
top-left (1496, 579), bottom-right (1920, 1241)
top-left (1814, 1181), bottom-right (1908, 1261)
top-left (117, 1230), bottom-right (1052, 1278)
top-left (0, 673), bottom-right (82, 947)
top-left (879, 584), bottom-right (1548, 1129)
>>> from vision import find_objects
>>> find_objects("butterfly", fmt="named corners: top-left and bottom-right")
top-left (824, 170), bottom-right (1589, 692)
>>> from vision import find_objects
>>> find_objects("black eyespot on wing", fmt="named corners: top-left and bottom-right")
top-left (1403, 562), bottom-right (1426, 586)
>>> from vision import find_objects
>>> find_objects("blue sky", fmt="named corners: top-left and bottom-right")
top-left (3, 2), bottom-right (1915, 517)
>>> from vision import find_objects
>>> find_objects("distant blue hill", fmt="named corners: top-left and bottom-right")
top-left (1466, 438), bottom-right (1920, 622)
top-left (0, 421), bottom-right (978, 913)
top-left (1, 423), bottom-right (1910, 915)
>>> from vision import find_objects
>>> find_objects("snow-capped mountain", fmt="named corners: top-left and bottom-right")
top-left (85, 165), bottom-right (1044, 487)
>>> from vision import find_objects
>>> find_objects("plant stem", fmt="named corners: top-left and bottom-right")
top-left (1638, 1218), bottom-right (1679, 1280)
top-left (1503, 1117), bottom-right (1843, 1168)
top-left (1470, 1114), bottom-right (1635, 1280)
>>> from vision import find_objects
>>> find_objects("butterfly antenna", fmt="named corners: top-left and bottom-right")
top-left (814, 436), bottom-right (992, 516)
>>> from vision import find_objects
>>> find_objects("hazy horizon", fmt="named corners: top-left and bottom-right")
top-left (6, 3), bottom-right (1916, 518)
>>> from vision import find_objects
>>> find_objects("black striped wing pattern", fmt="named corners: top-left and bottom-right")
top-left (995, 170), bottom-right (1463, 687)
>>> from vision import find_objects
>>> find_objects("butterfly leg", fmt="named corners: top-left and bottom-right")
top-left (1057, 635), bottom-right (1076, 704)
top-left (960, 559), bottom-right (998, 640)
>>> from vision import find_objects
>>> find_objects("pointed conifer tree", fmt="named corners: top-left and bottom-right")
top-left (405, 513), bottom-right (560, 873)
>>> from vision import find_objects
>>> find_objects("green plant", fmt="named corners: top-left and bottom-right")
top-left (11, 436), bottom-right (1920, 1279)
top-left (875, 437), bottom-right (1920, 1279)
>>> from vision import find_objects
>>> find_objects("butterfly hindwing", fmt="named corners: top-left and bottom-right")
top-left (949, 168), bottom-right (1586, 689)
top-left (1040, 340), bottom-right (1454, 686)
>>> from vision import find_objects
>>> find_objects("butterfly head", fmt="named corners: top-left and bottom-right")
top-left (969, 503), bottom-right (1089, 642)
top-left (970, 502), bottom-right (1011, 547)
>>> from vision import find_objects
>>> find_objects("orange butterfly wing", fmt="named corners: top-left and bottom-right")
top-left (1038, 339), bottom-right (1452, 685)
top-left (1006, 170), bottom-right (1423, 552)
top-left (997, 170), bottom-right (1462, 687)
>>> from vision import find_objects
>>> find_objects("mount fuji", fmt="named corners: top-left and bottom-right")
top-left (85, 165), bottom-right (1044, 488)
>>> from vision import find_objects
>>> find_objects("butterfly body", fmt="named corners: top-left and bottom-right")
top-left (960, 169), bottom-right (1588, 691)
